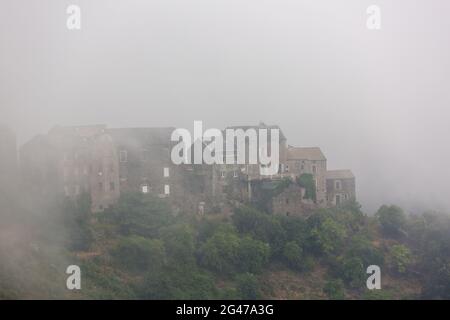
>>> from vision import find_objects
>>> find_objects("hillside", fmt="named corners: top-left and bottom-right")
top-left (1, 192), bottom-right (449, 300)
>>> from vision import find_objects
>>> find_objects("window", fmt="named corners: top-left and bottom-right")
top-left (164, 184), bottom-right (170, 195)
top-left (286, 198), bottom-right (289, 204)
top-left (335, 194), bottom-right (341, 205)
top-left (233, 171), bottom-right (238, 178)
top-left (119, 150), bottom-right (128, 162)
top-left (335, 180), bottom-right (342, 190)
top-left (312, 165), bottom-right (317, 174)
top-left (141, 184), bottom-right (149, 194)
top-left (164, 167), bottom-right (170, 178)
top-left (221, 171), bottom-right (225, 178)
top-left (285, 164), bottom-right (289, 172)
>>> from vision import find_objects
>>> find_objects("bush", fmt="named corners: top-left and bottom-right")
top-left (283, 241), bottom-right (310, 271)
top-left (235, 273), bottom-right (261, 300)
top-left (160, 224), bottom-right (197, 268)
top-left (323, 279), bottom-right (345, 299)
top-left (348, 235), bottom-right (384, 267)
top-left (139, 267), bottom-right (217, 299)
top-left (307, 215), bottom-right (347, 256)
top-left (199, 226), bottom-right (270, 274)
top-left (238, 236), bottom-right (270, 273)
top-left (388, 244), bottom-right (412, 274)
top-left (338, 256), bottom-right (365, 288)
top-left (296, 174), bottom-right (316, 202)
top-left (200, 227), bottom-right (241, 274)
top-left (232, 206), bottom-right (286, 255)
top-left (106, 193), bottom-right (174, 238)
top-left (111, 236), bottom-right (165, 273)
top-left (376, 205), bottom-right (407, 237)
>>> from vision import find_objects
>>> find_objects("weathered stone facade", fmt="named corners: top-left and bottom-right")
top-left (326, 170), bottom-right (356, 206)
top-left (20, 125), bottom-right (120, 212)
top-left (271, 184), bottom-right (316, 217)
top-left (286, 147), bottom-right (327, 207)
top-left (19, 123), bottom-right (356, 215)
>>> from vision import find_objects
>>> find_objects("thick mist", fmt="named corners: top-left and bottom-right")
top-left (1, 0), bottom-right (450, 213)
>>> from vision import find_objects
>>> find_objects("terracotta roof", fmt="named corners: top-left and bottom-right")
top-left (326, 170), bottom-right (354, 180)
top-left (287, 147), bottom-right (326, 161)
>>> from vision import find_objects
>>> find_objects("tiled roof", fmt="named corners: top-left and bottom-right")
top-left (326, 170), bottom-right (355, 180)
top-left (287, 147), bottom-right (326, 161)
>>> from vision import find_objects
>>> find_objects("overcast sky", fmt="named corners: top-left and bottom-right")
top-left (1, 0), bottom-right (450, 213)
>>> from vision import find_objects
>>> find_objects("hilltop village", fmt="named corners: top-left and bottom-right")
top-left (13, 123), bottom-right (355, 216)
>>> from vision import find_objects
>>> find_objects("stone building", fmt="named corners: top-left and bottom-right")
top-left (19, 123), bottom-right (356, 215)
top-left (326, 170), bottom-right (356, 206)
top-left (20, 125), bottom-right (203, 214)
top-left (20, 125), bottom-right (120, 212)
top-left (271, 183), bottom-right (316, 217)
top-left (108, 127), bottom-right (201, 214)
top-left (285, 146), bottom-right (327, 207)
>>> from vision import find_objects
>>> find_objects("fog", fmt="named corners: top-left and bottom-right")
top-left (1, 0), bottom-right (450, 213)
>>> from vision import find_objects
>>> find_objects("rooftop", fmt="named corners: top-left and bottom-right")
top-left (287, 147), bottom-right (326, 161)
top-left (326, 170), bottom-right (355, 180)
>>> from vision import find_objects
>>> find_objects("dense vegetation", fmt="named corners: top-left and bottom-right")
top-left (1, 192), bottom-right (450, 299)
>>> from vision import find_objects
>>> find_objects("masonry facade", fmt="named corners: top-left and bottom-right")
top-left (19, 123), bottom-right (356, 215)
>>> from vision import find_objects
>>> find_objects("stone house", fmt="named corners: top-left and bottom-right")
top-left (285, 146), bottom-right (327, 207)
top-left (271, 183), bottom-right (316, 217)
top-left (326, 170), bottom-right (356, 206)
top-left (19, 123), bottom-right (356, 215)
top-left (20, 125), bottom-right (120, 212)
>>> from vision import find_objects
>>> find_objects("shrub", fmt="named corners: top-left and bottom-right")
top-left (111, 236), bottom-right (165, 273)
top-left (388, 244), bottom-right (412, 274)
top-left (235, 273), bottom-right (261, 300)
top-left (323, 279), bottom-right (345, 299)
top-left (376, 205), bottom-right (407, 237)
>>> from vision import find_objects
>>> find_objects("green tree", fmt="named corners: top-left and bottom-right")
top-left (111, 236), bottom-right (165, 273)
top-left (232, 206), bottom-right (286, 255)
top-left (160, 224), bottom-right (196, 268)
top-left (307, 215), bottom-right (347, 255)
top-left (283, 241), bottom-right (305, 270)
top-left (238, 236), bottom-right (270, 273)
top-left (389, 244), bottom-right (412, 274)
top-left (376, 205), bottom-right (407, 237)
top-left (296, 174), bottom-right (316, 202)
top-left (199, 227), bottom-right (241, 274)
top-left (235, 273), bottom-right (261, 300)
top-left (338, 256), bottom-right (365, 288)
top-left (106, 193), bottom-right (174, 238)
top-left (323, 279), bottom-right (345, 299)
